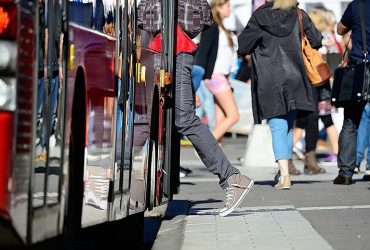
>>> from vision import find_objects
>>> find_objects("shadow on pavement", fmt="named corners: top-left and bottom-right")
top-left (189, 198), bottom-right (222, 209)
top-left (142, 200), bottom-right (190, 249)
top-left (179, 182), bottom-right (196, 185)
top-left (142, 217), bottom-right (161, 250)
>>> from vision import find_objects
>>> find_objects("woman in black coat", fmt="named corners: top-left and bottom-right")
top-left (238, 0), bottom-right (322, 189)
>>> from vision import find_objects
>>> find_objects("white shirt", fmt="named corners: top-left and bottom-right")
top-left (320, 31), bottom-right (343, 55)
top-left (213, 28), bottom-right (238, 75)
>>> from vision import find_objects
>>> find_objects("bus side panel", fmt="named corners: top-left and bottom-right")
top-left (68, 24), bottom-right (116, 228)
top-left (9, 2), bottom-right (35, 244)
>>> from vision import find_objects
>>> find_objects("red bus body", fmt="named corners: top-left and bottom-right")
top-left (0, 0), bottom-right (179, 247)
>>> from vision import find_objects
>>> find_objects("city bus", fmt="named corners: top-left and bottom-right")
top-left (0, 0), bottom-right (180, 248)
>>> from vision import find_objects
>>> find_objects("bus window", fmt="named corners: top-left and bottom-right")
top-left (68, 0), bottom-right (117, 37)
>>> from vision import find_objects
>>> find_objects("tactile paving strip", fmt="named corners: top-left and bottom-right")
top-left (182, 206), bottom-right (333, 250)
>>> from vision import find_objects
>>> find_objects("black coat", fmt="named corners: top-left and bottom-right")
top-left (238, 2), bottom-right (323, 124)
top-left (194, 24), bottom-right (219, 80)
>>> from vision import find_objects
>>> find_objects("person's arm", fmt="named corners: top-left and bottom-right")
top-left (302, 10), bottom-right (323, 49)
top-left (237, 14), bottom-right (262, 57)
top-left (337, 22), bottom-right (351, 36)
top-left (194, 24), bottom-right (218, 68)
top-left (338, 2), bottom-right (353, 36)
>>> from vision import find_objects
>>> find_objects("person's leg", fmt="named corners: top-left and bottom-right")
top-left (195, 82), bottom-right (216, 130)
top-left (304, 111), bottom-right (319, 153)
top-left (268, 111), bottom-right (296, 189)
top-left (201, 83), bottom-right (216, 131)
top-left (321, 114), bottom-right (339, 155)
top-left (366, 104), bottom-right (370, 169)
top-left (116, 79), bottom-right (123, 133)
top-left (287, 111), bottom-right (301, 175)
top-left (335, 102), bottom-right (366, 184)
top-left (213, 102), bottom-right (225, 143)
top-left (176, 54), bottom-right (253, 217)
top-left (293, 111), bottom-right (307, 160)
top-left (302, 110), bottom-right (325, 174)
top-left (364, 104), bottom-right (370, 180)
top-left (356, 104), bottom-right (370, 167)
top-left (212, 88), bottom-right (239, 142)
top-left (191, 65), bottom-right (205, 92)
top-left (41, 77), bottom-right (58, 146)
top-left (293, 128), bottom-right (304, 146)
top-left (50, 76), bottom-right (59, 133)
top-left (37, 78), bottom-right (44, 117)
top-left (174, 54), bottom-right (240, 189)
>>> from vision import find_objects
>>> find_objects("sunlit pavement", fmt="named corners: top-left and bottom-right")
top-left (150, 136), bottom-right (370, 250)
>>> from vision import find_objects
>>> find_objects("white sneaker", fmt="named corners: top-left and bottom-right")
top-left (219, 174), bottom-right (254, 217)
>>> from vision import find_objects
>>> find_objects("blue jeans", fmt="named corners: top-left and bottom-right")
top-left (116, 79), bottom-right (123, 133)
top-left (41, 76), bottom-right (59, 148)
top-left (356, 103), bottom-right (370, 170)
top-left (191, 64), bottom-right (205, 92)
top-left (195, 81), bottom-right (215, 131)
top-left (37, 78), bottom-right (44, 117)
top-left (268, 111), bottom-right (297, 161)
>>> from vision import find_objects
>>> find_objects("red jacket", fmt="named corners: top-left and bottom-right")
top-left (149, 24), bottom-right (197, 55)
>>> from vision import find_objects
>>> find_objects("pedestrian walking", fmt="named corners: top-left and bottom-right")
top-left (288, 7), bottom-right (343, 176)
top-left (356, 103), bottom-right (370, 181)
top-left (333, 0), bottom-right (369, 185)
top-left (193, 0), bottom-right (240, 144)
top-left (138, 0), bottom-right (254, 216)
top-left (238, 0), bottom-right (322, 189)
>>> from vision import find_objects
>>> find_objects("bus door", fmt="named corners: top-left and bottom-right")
top-left (66, 0), bottom-right (118, 228)
top-left (161, 0), bottom-right (179, 202)
top-left (30, 0), bottom-right (67, 242)
top-left (111, 0), bottom-right (136, 219)
top-left (111, 0), bottom-right (156, 218)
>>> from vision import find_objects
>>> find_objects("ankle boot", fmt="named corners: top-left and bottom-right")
top-left (289, 159), bottom-right (301, 175)
top-left (274, 175), bottom-right (291, 190)
top-left (304, 151), bottom-right (326, 174)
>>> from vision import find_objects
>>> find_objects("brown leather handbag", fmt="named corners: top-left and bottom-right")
top-left (298, 9), bottom-right (331, 87)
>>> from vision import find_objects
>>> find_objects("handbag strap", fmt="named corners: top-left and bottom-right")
top-left (359, 0), bottom-right (368, 62)
top-left (297, 8), bottom-right (305, 39)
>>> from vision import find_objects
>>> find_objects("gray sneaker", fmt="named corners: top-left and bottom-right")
top-left (219, 174), bottom-right (254, 217)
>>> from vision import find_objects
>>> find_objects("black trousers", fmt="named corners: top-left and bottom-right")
top-left (338, 102), bottom-right (366, 177)
top-left (295, 85), bottom-right (319, 152)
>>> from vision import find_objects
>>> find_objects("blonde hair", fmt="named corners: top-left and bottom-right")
top-left (325, 9), bottom-right (337, 29)
top-left (308, 8), bottom-right (328, 33)
top-left (210, 0), bottom-right (233, 48)
top-left (272, 0), bottom-right (298, 10)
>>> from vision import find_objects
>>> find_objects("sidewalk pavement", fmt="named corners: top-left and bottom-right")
top-left (151, 137), bottom-right (370, 250)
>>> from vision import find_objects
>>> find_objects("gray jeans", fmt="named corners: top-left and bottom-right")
top-left (338, 102), bottom-right (366, 177)
top-left (174, 53), bottom-right (239, 189)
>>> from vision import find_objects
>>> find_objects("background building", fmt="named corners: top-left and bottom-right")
top-left (224, 0), bottom-right (352, 33)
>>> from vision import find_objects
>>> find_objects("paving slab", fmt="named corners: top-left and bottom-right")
top-left (183, 206), bottom-right (333, 250)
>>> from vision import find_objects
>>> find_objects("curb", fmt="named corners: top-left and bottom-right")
top-left (151, 200), bottom-right (190, 250)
